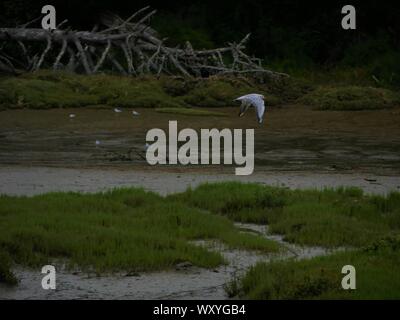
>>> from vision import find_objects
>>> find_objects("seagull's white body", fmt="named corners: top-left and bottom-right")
top-left (114, 108), bottom-right (122, 113)
top-left (235, 93), bottom-right (265, 124)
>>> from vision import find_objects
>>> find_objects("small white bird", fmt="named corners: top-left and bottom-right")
top-left (69, 114), bottom-right (76, 119)
top-left (95, 140), bottom-right (101, 146)
top-left (132, 111), bottom-right (140, 116)
top-left (114, 108), bottom-right (122, 113)
top-left (235, 93), bottom-right (266, 124)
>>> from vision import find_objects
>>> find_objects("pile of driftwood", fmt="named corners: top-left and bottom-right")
top-left (0, 6), bottom-right (287, 79)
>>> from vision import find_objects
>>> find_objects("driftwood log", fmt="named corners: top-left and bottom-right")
top-left (0, 6), bottom-right (288, 79)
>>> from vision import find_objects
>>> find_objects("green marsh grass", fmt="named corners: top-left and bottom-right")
top-left (1, 182), bottom-right (400, 289)
top-left (0, 71), bottom-right (278, 110)
top-left (0, 187), bottom-right (279, 278)
top-left (171, 182), bottom-right (400, 247)
top-left (1, 70), bottom-right (399, 111)
top-left (299, 86), bottom-right (400, 110)
top-left (226, 236), bottom-right (400, 299)
top-left (155, 107), bottom-right (227, 117)
top-left (0, 249), bottom-right (17, 285)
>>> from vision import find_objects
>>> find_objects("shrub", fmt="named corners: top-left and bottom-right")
top-left (299, 86), bottom-right (400, 110)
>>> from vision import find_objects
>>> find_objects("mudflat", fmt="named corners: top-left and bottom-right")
top-left (0, 106), bottom-right (399, 172)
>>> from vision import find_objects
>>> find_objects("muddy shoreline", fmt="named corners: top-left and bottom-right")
top-left (1, 107), bottom-right (400, 173)
top-left (0, 165), bottom-right (397, 299)
top-left (0, 106), bottom-right (399, 299)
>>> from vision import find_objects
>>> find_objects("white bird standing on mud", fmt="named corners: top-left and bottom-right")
top-left (235, 93), bottom-right (266, 124)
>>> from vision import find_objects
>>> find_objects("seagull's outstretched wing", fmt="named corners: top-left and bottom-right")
top-left (235, 94), bottom-right (265, 123)
top-left (253, 97), bottom-right (265, 124)
top-left (238, 100), bottom-right (251, 117)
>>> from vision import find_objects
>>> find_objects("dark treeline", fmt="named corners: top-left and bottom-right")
top-left (1, 0), bottom-right (399, 76)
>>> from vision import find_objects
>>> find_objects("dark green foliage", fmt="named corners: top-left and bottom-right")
top-left (229, 236), bottom-right (400, 299)
top-left (155, 107), bottom-right (227, 117)
top-left (0, 72), bottom-right (283, 109)
top-left (299, 86), bottom-right (400, 110)
top-left (153, 14), bottom-right (215, 49)
top-left (172, 182), bottom-right (400, 247)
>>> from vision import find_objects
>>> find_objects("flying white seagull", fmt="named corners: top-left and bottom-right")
top-left (235, 93), bottom-right (266, 124)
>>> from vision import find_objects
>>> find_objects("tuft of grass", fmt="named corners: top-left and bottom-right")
top-left (299, 86), bottom-right (400, 110)
top-left (0, 188), bottom-right (279, 274)
top-left (171, 182), bottom-right (400, 247)
top-left (0, 249), bottom-right (18, 285)
top-left (183, 78), bottom-right (251, 107)
top-left (182, 77), bottom-right (281, 107)
top-left (86, 75), bottom-right (187, 108)
top-left (0, 77), bottom-right (98, 109)
top-left (263, 76), bottom-right (315, 102)
top-left (0, 71), bottom-right (187, 109)
top-left (169, 182), bottom-right (287, 224)
top-left (155, 107), bottom-right (227, 116)
top-left (227, 236), bottom-right (400, 299)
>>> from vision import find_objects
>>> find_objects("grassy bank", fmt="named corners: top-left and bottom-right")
top-left (299, 86), bottom-right (400, 110)
top-left (0, 71), bottom-right (278, 110)
top-left (171, 182), bottom-right (400, 247)
top-left (1, 182), bottom-right (399, 291)
top-left (155, 107), bottom-right (227, 117)
top-left (226, 236), bottom-right (400, 299)
top-left (0, 187), bottom-right (279, 283)
top-left (171, 182), bottom-right (400, 299)
top-left (1, 69), bottom-right (399, 112)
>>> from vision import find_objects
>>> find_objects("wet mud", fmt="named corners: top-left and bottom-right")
top-left (0, 106), bottom-right (399, 173)
top-left (0, 105), bottom-right (399, 299)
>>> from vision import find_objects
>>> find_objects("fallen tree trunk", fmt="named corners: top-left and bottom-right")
top-left (0, 28), bottom-right (135, 43)
top-left (0, 7), bottom-right (288, 80)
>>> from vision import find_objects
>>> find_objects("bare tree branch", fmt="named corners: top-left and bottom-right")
top-left (0, 7), bottom-right (288, 80)
top-left (93, 40), bottom-right (111, 73)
